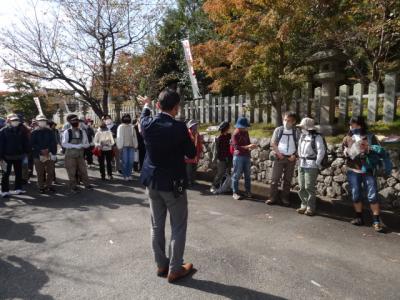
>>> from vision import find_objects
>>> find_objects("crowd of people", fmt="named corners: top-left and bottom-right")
top-left (0, 88), bottom-right (393, 284)
top-left (0, 109), bottom-right (391, 235)
top-left (209, 113), bottom-right (391, 233)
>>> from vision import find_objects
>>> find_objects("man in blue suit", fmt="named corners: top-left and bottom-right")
top-left (140, 89), bottom-right (196, 283)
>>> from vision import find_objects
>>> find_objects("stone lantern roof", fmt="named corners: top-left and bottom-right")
top-left (308, 49), bottom-right (347, 83)
top-left (307, 49), bottom-right (347, 64)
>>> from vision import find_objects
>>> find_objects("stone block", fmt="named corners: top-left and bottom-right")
top-left (259, 150), bottom-right (269, 161)
top-left (394, 183), bottom-right (400, 191)
top-left (331, 158), bottom-right (345, 168)
top-left (259, 138), bottom-right (271, 149)
top-left (324, 176), bottom-right (333, 185)
top-left (387, 177), bottom-right (398, 187)
top-left (321, 168), bottom-right (334, 176)
top-left (333, 174), bottom-right (346, 183)
top-left (326, 187), bottom-right (336, 198)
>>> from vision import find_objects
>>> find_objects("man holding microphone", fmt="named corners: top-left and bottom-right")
top-left (139, 89), bottom-right (196, 283)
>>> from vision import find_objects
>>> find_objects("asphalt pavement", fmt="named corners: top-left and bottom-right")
top-left (1, 166), bottom-right (400, 300)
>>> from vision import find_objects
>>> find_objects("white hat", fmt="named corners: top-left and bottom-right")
top-left (7, 113), bottom-right (19, 121)
top-left (36, 115), bottom-right (48, 121)
top-left (296, 117), bottom-right (316, 130)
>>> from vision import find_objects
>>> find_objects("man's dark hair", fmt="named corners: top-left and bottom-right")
top-left (158, 88), bottom-right (180, 111)
top-left (284, 111), bottom-right (297, 120)
top-left (349, 116), bottom-right (368, 134)
top-left (67, 114), bottom-right (78, 122)
top-left (122, 114), bottom-right (131, 120)
top-left (102, 114), bottom-right (112, 120)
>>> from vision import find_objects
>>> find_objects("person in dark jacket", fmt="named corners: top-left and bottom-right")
top-left (133, 118), bottom-right (146, 172)
top-left (31, 115), bottom-right (57, 193)
top-left (0, 114), bottom-right (30, 198)
top-left (83, 118), bottom-right (95, 167)
top-left (210, 121), bottom-right (232, 193)
top-left (48, 121), bottom-right (61, 184)
top-left (140, 89), bottom-right (196, 283)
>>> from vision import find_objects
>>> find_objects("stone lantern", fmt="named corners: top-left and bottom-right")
top-left (308, 50), bottom-right (346, 134)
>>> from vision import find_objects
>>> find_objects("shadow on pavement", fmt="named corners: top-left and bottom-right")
top-left (11, 177), bottom-right (149, 211)
top-left (177, 270), bottom-right (287, 300)
top-left (0, 255), bottom-right (53, 300)
top-left (0, 218), bottom-right (46, 243)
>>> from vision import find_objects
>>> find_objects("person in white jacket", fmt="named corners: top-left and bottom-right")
top-left (296, 117), bottom-right (326, 216)
top-left (116, 114), bottom-right (138, 180)
top-left (94, 122), bottom-right (115, 180)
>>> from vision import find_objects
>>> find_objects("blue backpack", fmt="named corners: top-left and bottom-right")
top-left (368, 145), bottom-right (393, 177)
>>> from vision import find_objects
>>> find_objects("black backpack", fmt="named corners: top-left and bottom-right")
top-left (310, 133), bottom-right (329, 168)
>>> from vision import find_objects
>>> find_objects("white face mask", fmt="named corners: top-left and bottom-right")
top-left (10, 121), bottom-right (20, 127)
top-left (105, 119), bottom-right (112, 125)
top-left (283, 121), bottom-right (292, 130)
top-left (38, 121), bottom-right (47, 128)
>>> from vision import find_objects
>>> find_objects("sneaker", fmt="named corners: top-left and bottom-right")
top-left (244, 192), bottom-right (252, 199)
top-left (39, 188), bottom-right (46, 194)
top-left (85, 185), bottom-right (94, 190)
top-left (14, 189), bottom-right (26, 195)
top-left (1, 192), bottom-right (10, 198)
top-left (210, 187), bottom-right (216, 194)
top-left (233, 193), bottom-right (241, 200)
top-left (124, 177), bottom-right (129, 181)
top-left (350, 217), bottom-right (364, 226)
top-left (265, 199), bottom-right (277, 205)
top-left (373, 222), bottom-right (384, 233)
top-left (296, 207), bottom-right (307, 214)
top-left (71, 187), bottom-right (80, 194)
top-left (108, 175), bottom-right (113, 180)
top-left (304, 209), bottom-right (316, 216)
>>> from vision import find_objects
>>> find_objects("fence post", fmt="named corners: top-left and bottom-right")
top-left (302, 82), bottom-right (312, 117)
top-left (254, 94), bottom-right (261, 123)
top-left (211, 96), bottom-right (216, 123)
top-left (231, 95), bottom-right (238, 124)
top-left (314, 87), bottom-right (321, 123)
top-left (199, 98), bottom-right (205, 123)
top-left (224, 96), bottom-right (230, 123)
top-left (368, 82), bottom-right (378, 123)
top-left (205, 94), bottom-right (211, 123)
top-left (184, 102), bottom-right (189, 120)
top-left (383, 73), bottom-right (398, 123)
top-left (246, 94), bottom-right (254, 123)
top-left (339, 84), bottom-right (350, 126)
top-left (218, 96), bottom-right (223, 123)
top-left (238, 95), bottom-right (245, 118)
top-left (352, 83), bottom-right (364, 118)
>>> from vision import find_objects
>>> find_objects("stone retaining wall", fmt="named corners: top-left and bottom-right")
top-left (197, 135), bottom-right (400, 210)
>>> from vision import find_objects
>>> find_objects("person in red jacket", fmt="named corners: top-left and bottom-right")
top-left (185, 120), bottom-right (203, 187)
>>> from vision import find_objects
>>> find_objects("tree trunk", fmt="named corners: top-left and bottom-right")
top-left (102, 89), bottom-right (109, 116)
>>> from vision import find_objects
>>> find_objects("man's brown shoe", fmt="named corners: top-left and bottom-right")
top-left (157, 267), bottom-right (169, 278)
top-left (167, 263), bottom-right (193, 283)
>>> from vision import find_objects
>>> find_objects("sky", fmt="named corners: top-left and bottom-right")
top-left (0, 0), bottom-right (173, 92)
top-left (0, 0), bottom-right (43, 91)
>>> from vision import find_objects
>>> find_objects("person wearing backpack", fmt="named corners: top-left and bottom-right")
top-left (210, 121), bottom-right (232, 194)
top-left (266, 112), bottom-right (300, 206)
top-left (296, 118), bottom-right (326, 216)
top-left (61, 114), bottom-right (92, 193)
top-left (342, 117), bottom-right (385, 232)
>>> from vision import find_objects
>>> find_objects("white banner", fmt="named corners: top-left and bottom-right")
top-left (182, 39), bottom-right (202, 99)
top-left (33, 97), bottom-right (44, 115)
